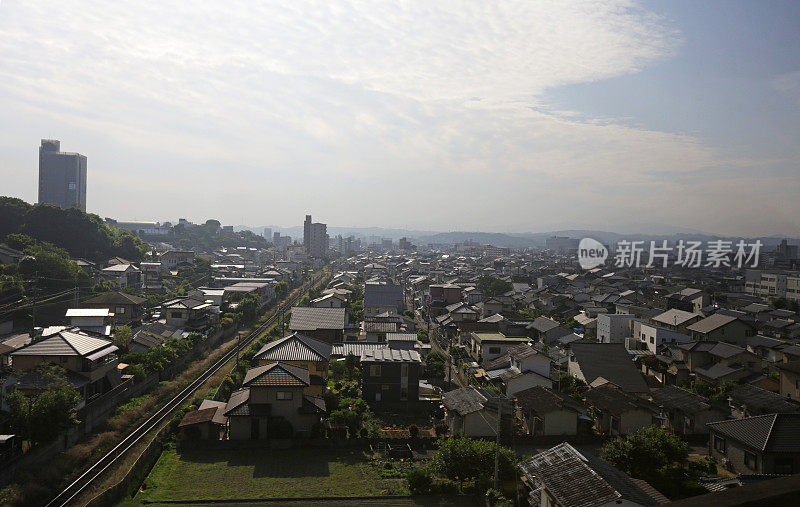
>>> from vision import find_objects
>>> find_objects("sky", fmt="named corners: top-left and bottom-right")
top-left (1, 0), bottom-right (799, 236)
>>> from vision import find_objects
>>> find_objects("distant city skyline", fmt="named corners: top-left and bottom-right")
top-left (1, 1), bottom-right (799, 236)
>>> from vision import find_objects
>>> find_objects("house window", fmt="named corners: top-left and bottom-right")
top-left (381, 385), bottom-right (390, 392)
top-left (276, 391), bottom-right (293, 400)
top-left (744, 451), bottom-right (757, 470)
top-left (116, 307), bottom-right (126, 314)
top-left (714, 435), bottom-right (726, 453)
top-left (171, 311), bottom-right (182, 319)
top-left (650, 336), bottom-right (655, 344)
top-left (488, 346), bottom-right (501, 355)
top-left (370, 365), bottom-right (381, 377)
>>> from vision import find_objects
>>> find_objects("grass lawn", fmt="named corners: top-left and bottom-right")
top-left (134, 446), bottom-right (410, 502)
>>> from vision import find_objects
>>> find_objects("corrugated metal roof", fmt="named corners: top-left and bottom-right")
top-left (360, 348), bottom-right (421, 363)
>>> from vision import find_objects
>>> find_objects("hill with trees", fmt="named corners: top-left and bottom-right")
top-left (0, 196), bottom-right (147, 262)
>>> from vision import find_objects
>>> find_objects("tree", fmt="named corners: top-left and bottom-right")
top-left (114, 324), bottom-right (133, 351)
top-left (477, 275), bottom-right (512, 299)
top-left (424, 350), bottom-right (447, 379)
top-left (6, 365), bottom-right (81, 444)
top-left (599, 426), bottom-right (688, 481)
top-left (431, 437), bottom-right (516, 491)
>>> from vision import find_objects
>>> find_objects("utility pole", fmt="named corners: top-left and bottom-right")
top-left (74, 286), bottom-right (79, 308)
top-left (494, 399), bottom-right (502, 490)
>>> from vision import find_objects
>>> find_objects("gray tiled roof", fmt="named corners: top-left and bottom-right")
top-left (223, 388), bottom-right (251, 416)
top-left (82, 291), bottom-right (147, 305)
top-left (650, 386), bottom-right (712, 414)
top-left (289, 307), bottom-right (346, 331)
top-left (515, 386), bottom-right (584, 416)
top-left (585, 383), bottom-right (653, 417)
top-left (520, 443), bottom-right (659, 507)
top-left (729, 384), bottom-right (800, 414)
top-left (707, 413), bottom-right (800, 452)
top-left (243, 362), bottom-right (310, 387)
top-left (363, 283), bottom-right (403, 308)
top-left (254, 333), bottom-right (331, 362)
top-left (686, 313), bottom-right (739, 334)
top-left (443, 386), bottom-right (493, 416)
top-left (11, 331), bottom-right (111, 357)
top-left (570, 343), bottom-right (649, 393)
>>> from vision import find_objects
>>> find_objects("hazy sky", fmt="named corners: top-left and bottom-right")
top-left (1, 1), bottom-right (799, 236)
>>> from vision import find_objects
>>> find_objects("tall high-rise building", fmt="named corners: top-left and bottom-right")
top-left (303, 215), bottom-right (312, 250)
top-left (263, 227), bottom-right (272, 240)
top-left (38, 139), bottom-right (87, 211)
top-left (303, 214), bottom-right (328, 258)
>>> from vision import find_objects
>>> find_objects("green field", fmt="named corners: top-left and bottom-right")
top-left (133, 446), bottom-right (410, 503)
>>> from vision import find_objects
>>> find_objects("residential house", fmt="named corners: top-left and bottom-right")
top-left (677, 341), bottom-right (761, 384)
top-left (288, 307), bottom-right (348, 343)
top-left (99, 263), bottom-right (141, 288)
top-left (651, 308), bottom-right (703, 334)
top-left (490, 343), bottom-right (553, 397)
top-left (309, 293), bottom-right (346, 308)
top-left (520, 442), bottom-right (668, 507)
top-left (528, 317), bottom-right (572, 344)
top-left (140, 262), bottom-right (164, 292)
top-left (10, 329), bottom-right (120, 400)
top-left (686, 314), bottom-right (756, 347)
top-left (162, 297), bottom-right (214, 330)
top-left (224, 362), bottom-right (325, 440)
top-left (597, 314), bottom-right (636, 344)
top-left (253, 333), bottom-right (331, 396)
top-left (160, 250), bottom-right (195, 270)
top-left (632, 321), bottom-right (692, 354)
top-left (568, 342), bottom-right (649, 393)
top-left (178, 399), bottom-right (227, 440)
top-left (442, 385), bottom-right (513, 437)
top-left (82, 291), bottom-right (147, 325)
top-left (360, 349), bottom-right (421, 402)
top-left (585, 383), bottom-right (656, 436)
top-left (465, 332), bottom-right (530, 363)
top-left (667, 288), bottom-right (710, 313)
top-left (65, 308), bottom-right (112, 335)
top-left (708, 414), bottom-right (800, 475)
top-left (649, 386), bottom-right (727, 436)
top-left (515, 385), bottom-right (586, 436)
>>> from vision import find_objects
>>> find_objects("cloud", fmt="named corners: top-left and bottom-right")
top-left (0, 1), bottom-right (795, 235)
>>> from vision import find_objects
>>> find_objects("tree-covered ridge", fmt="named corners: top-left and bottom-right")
top-left (166, 219), bottom-right (270, 251)
top-left (0, 196), bottom-right (147, 262)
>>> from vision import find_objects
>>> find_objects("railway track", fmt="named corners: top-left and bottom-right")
top-left (45, 271), bottom-right (328, 507)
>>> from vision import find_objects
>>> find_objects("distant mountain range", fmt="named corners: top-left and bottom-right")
top-left (234, 224), bottom-right (798, 249)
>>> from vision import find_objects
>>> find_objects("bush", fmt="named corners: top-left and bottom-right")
top-left (485, 488), bottom-right (510, 506)
top-left (409, 424), bottom-right (420, 438)
top-left (429, 480), bottom-right (459, 494)
top-left (406, 466), bottom-right (433, 495)
top-left (435, 423), bottom-right (449, 437)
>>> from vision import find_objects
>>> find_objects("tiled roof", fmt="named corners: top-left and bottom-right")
top-left (570, 343), bottom-right (649, 393)
top-left (686, 313), bottom-right (740, 334)
top-left (331, 342), bottom-right (387, 357)
top-left (650, 386), bottom-right (713, 414)
top-left (11, 331), bottom-right (112, 357)
top-left (585, 383), bottom-right (653, 417)
top-left (289, 307), bottom-right (346, 331)
top-left (386, 333), bottom-right (418, 342)
top-left (515, 386), bottom-right (584, 416)
top-left (363, 283), bottom-right (403, 308)
top-left (729, 384), bottom-right (800, 414)
top-left (300, 395), bottom-right (326, 414)
top-left (652, 309), bottom-right (699, 326)
top-left (83, 291), bottom-right (147, 305)
top-left (243, 362), bottom-right (310, 387)
top-left (223, 388), bottom-right (251, 416)
top-left (443, 386), bottom-right (493, 416)
top-left (707, 413), bottom-right (800, 452)
top-left (254, 333), bottom-right (331, 362)
top-left (360, 349), bottom-right (421, 363)
top-left (520, 443), bottom-right (627, 506)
